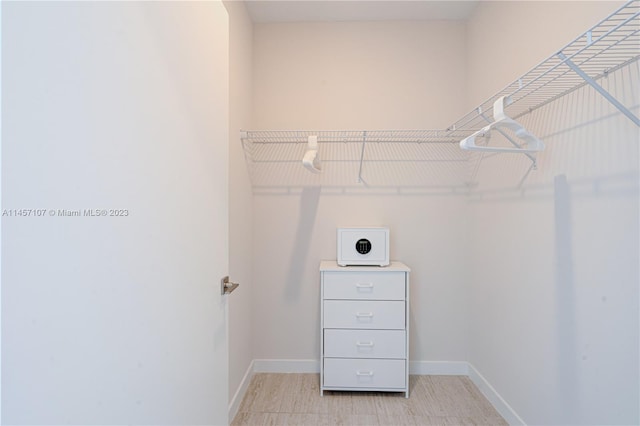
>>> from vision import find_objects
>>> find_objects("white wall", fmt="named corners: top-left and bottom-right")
top-left (465, 2), bottom-right (638, 425)
top-left (224, 0), bottom-right (255, 413)
top-left (253, 20), bottom-right (466, 130)
top-left (249, 3), bottom-right (639, 424)
top-left (465, 1), bottom-right (624, 110)
top-left (251, 20), bottom-right (470, 365)
top-left (252, 194), bottom-right (469, 364)
top-left (2, 2), bottom-right (230, 424)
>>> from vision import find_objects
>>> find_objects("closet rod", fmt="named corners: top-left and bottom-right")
top-left (245, 140), bottom-right (459, 144)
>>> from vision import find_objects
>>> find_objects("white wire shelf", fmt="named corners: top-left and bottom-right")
top-left (241, 130), bottom-right (473, 190)
top-left (448, 0), bottom-right (640, 133)
top-left (241, 130), bottom-right (465, 144)
top-left (241, 1), bottom-right (640, 189)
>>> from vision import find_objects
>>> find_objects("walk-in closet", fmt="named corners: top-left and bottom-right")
top-left (3, 1), bottom-right (638, 425)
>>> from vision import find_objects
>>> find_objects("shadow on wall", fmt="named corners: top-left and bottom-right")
top-left (553, 174), bottom-right (578, 422)
top-left (467, 61), bottom-right (639, 424)
top-left (285, 186), bottom-right (321, 301)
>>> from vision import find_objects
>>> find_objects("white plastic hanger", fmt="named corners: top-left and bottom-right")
top-left (302, 135), bottom-right (322, 173)
top-left (460, 96), bottom-right (544, 154)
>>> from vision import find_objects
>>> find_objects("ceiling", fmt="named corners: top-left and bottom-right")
top-left (244, 1), bottom-right (479, 23)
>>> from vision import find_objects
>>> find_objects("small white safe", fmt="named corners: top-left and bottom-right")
top-left (337, 227), bottom-right (390, 267)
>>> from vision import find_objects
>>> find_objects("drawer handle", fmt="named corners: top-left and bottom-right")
top-left (356, 370), bottom-right (374, 377)
top-left (356, 341), bottom-right (375, 347)
top-left (356, 312), bottom-right (374, 318)
top-left (356, 283), bottom-right (374, 289)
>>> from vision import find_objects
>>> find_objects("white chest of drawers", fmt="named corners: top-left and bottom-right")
top-left (320, 260), bottom-right (410, 397)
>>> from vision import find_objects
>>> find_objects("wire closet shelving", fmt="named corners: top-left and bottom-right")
top-left (241, 0), bottom-right (640, 189)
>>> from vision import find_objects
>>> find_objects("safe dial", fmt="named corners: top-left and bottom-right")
top-left (355, 238), bottom-right (372, 255)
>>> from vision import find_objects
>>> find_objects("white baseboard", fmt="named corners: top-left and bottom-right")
top-left (467, 363), bottom-right (526, 426)
top-left (409, 361), bottom-right (469, 375)
top-left (250, 359), bottom-right (468, 375)
top-left (253, 358), bottom-right (320, 373)
top-left (228, 360), bottom-right (254, 422)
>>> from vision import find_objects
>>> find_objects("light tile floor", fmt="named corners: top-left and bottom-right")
top-left (232, 374), bottom-right (508, 425)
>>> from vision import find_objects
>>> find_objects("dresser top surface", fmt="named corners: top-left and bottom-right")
top-left (320, 260), bottom-right (410, 272)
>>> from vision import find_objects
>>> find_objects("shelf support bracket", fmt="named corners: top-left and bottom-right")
top-left (357, 131), bottom-right (367, 183)
top-left (557, 52), bottom-right (640, 127)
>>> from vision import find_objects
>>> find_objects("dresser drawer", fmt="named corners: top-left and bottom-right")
top-left (323, 300), bottom-right (405, 329)
top-left (323, 271), bottom-right (405, 300)
top-left (323, 358), bottom-right (406, 389)
top-left (324, 329), bottom-right (406, 359)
